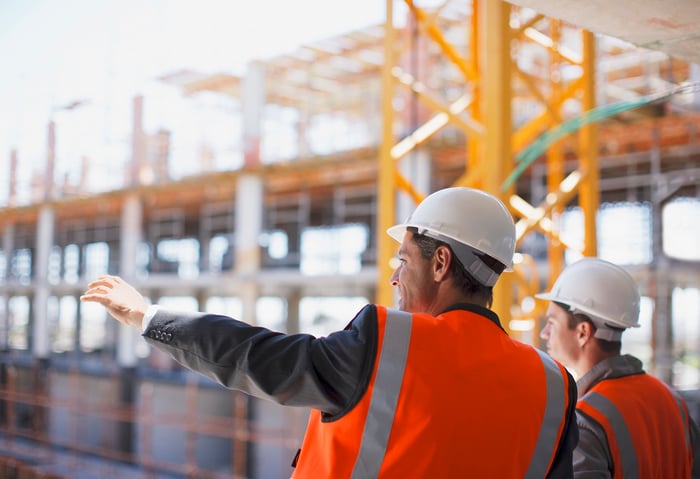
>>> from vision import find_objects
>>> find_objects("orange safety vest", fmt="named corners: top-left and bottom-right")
top-left (292, 306), bottom-right (571, 479)
top-left (577, 374), bottom-right (693, 478)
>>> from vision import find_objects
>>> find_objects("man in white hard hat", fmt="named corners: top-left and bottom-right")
top-left (81, 187), bottom-right (578, 478)
top-left (538, 257), bottom-right (700, 478)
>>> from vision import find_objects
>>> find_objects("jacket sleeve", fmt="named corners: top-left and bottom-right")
top-left (142, 304), bottom-right (379, 416)
top-left (572, 410), bottom-right (613, 478)
top-left (546, 369), bottom-right (580, 479)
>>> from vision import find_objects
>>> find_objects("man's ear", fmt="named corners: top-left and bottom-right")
top-left (433, 245), bottom-right (452, 281)
top-left (577, 320), bottom-right (594, 346)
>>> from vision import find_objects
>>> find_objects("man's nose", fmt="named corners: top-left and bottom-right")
top-left (390, 268), bottom-right (399, 286)
top-left (539, 323), bottom-right (550, 340)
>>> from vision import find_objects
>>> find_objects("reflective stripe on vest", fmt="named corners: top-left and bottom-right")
top-left (525, 349), bottom-right (568, 479)
top-left (580, 392), bottom-right (639, 478)
top-left (350, 309), bottom-right (413, 479)
top-left (662, 382), bottom-right (692, 451)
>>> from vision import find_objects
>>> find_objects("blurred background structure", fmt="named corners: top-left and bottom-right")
top-left (1, 0), bottom-right (699, 477)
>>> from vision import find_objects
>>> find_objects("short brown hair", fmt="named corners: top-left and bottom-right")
top-left (556, 303), bottom-right (621, 354)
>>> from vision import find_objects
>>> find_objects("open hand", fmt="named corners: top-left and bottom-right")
top-left (80, 275), bottom-right (149, 329)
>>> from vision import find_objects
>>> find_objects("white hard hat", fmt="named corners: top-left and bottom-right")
top-left (387, 187), bottom-right (516, 287)
top-left (535, 258), bottom-right (641, 341)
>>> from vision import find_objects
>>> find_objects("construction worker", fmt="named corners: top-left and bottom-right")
top-left (537, 257), bottom-right (700, 478)
top-left (81, 187), bottom-right (578, 478)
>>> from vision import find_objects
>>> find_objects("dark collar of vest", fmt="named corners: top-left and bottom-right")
top-left (439, 303), bottom-right (505, 332)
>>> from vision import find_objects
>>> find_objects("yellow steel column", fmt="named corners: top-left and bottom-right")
top-left (467, 1), bottom-right (482, 188)
top-left (547, 20), bottom-right (565, 288)
top-left (579, 31), bottom-right (599, 257)
top-left (479, 0), bottom-right (513, 327)
top-left (376, 0), bottom-right (397, 306)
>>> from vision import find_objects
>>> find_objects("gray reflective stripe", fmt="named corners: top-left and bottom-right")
top-left (581, 391), bottom-right (639, 478)
top-left (525, 350), bottom-right (568, 479)
top-left (350, 309), bottom-right (412, 479)
top-left (661, 382), bottom-right (691, 451)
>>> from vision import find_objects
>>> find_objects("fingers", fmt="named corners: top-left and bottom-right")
top-left (85, 275), bottom-right (122, 289)
top-left (79, 285), bottom-right (111, 303)
top-left (79, 293), bottom-right (110, 305)
top-left (81, 276), bottom-right (121, 303)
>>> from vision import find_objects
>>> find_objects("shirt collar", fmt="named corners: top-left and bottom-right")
top-left (577, 354), bottom-right (645, 397)
top-left (440, 303), bottom-right (504, 332)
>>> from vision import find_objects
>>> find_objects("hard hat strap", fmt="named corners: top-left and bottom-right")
top-left (565, 304), bottom-right (626, 341)
top-left (416, 229), bottom-right (502, 287)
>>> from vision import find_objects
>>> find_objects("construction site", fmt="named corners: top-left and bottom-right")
top-left (1, 0), bottom-right (699, 477)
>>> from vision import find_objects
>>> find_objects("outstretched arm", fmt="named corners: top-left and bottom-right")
top-left (80, 275), bottom-right (377, 415)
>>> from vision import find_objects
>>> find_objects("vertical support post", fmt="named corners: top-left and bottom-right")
top-left (242, 61), bottom-right (266, 168)
top-left (1, 223), bottom-right (13, 352)
top-left (286, 290), bottom-right (301, 335)
top-left (479, 0), bottom-right (513, 327)
top-left (32, 205), bottom-right (54, 438)
top-left (547, 20), bottom-right (565, 287)
top-left (45, 122), bottom-right (55, 201)
top-left (233, 174), bottom-right (263, 478)
top-left (116, 193), bottom-right (142, 457)
top-left (129, 96), bottom-right (146, 187)
top-left (0, 224), bottom-right (11, 427)
top-left (9, 149), bottom-right (18, 206)
top-left (650, 128), bottom-right (673, 383)
top-left (32, 206), bottom-right (54, 360)
top-left (376, 0), bottom-right (397, 307)
top-left (468, 2), bottom-right (482, 185)
top-left (579, 31), bottom-right (599, 257)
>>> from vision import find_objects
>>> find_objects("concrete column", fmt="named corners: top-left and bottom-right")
top-left (129, 96), bottom-right (146, 187)
top-left (0, 222), bottom-right (13, 426)
top-left (117, 193), bottom-right (142, 367)
top-left (286, 290), bottom-right (301, 334)
top-left (32, 205), bottom-right (54, 359)
top-left (45, 121), bottom-right (56, 201)
top-left (241, 61), bottom-right (266, 168)
top-left (1, 223), bottom-right (14, 351)
top-left (30, 205), bottom-right (53, 437)
top-left (117, 193), bottom-right (142, 457)
top-left (235, 175), bottom-right (263, 326)
top-left (650, 129), bottom-right (673, 383)
top-left (9, 149), bottom-right (18, 206)
top-left (692, 64), bottom-right (700, 110)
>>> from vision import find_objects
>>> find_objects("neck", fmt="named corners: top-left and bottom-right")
top-left (575, 347), bottom-right (617, 380)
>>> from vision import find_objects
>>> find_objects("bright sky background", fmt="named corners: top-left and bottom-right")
top-left (0, 0), bottom-right (387, 197)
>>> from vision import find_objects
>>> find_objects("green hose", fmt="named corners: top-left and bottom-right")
top-left (500, 82), bottom-right (700, 191)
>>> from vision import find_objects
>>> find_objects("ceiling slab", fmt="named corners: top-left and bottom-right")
top-left (507, 0), bottom-right (700, 65)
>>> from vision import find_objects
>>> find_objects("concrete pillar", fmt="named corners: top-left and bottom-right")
top-left (650, 129), bottom-right (673, 383)
top-left (692, 64), bottom-right (700, 110)
top-left (1, 223), bottom-right (13, 351)
top-left (286, 290), bottom-right (301, 334)
top-left (30, 205), bottom-right (53, 437)
top-left (45, 122), bottom-right (56, 201)
top-left (9, 149), bottom-right (18, 206)
top-left (129, 96), bottom-right (146, 187)
top-left (235, 175), bottom-right (263, 325)
top-left (116, 193), bottom-right (142, 457)
top-left (32, 205), bottom-right (54, 359)
top-left (241, 61), bottom-right (266, 168)
top-left (117, 193), bottom-right (142, 367)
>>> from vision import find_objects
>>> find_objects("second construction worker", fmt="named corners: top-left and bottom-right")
top-left (538, 257), bottom-right (700, 478)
